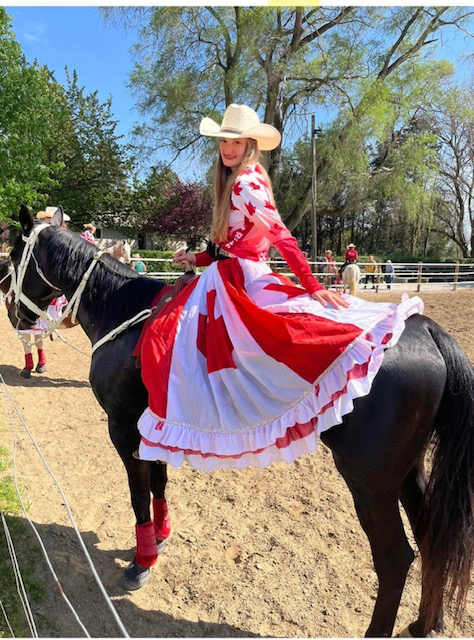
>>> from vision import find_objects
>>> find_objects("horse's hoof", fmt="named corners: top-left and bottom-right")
top-left (396, 624), bottom-right (436, 638)
top-left (157, 540), bottom-right (167, 554)
top-left (123, 560), bottom-right (150, 590)
top-left (35, 364), bottom-right (46, 374)
top-left (20, 368), bottom-right (32, 378)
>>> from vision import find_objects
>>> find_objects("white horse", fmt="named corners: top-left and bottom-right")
top-left (342, 263), bottom-right (361, 296)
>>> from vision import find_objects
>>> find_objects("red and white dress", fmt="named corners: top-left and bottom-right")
top-left (137, 163), bottom-right (423, 470)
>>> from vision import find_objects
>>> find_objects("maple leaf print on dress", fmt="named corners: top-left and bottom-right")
top-left (233, 182), bottom-right (243, 197)
top-left (196, 289), bottom-right (236, 373)
top-left (246, 201), bottom-right (256, 216)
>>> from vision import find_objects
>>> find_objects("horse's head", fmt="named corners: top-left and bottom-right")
top-left (123, 240), bottom-right (132, 265)
top-left (7, 204), bottom-right (64, 330)
top-left (106, 240), bottom-right (132, 265)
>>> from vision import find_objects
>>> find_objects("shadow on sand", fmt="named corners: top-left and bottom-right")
top-left (5, 517), bottom-right (259, 638)
top-left (0, 365), bottom-right (91, 389)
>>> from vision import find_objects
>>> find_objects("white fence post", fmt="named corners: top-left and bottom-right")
top-left (416, 262), bottom-right (423, 292)
top-left (453, 262), bottom-right (460, 291)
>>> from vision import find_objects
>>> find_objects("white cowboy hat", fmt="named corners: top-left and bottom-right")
top-left (347, 243), bottom-right (356, 248)
top-left (38, 206), bottom-right (70, 222)
top-left (200, 104), bottom-right (281, 151)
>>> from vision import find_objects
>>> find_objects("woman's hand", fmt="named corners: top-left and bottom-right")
top-left (311, 288), bottom-right (350, 310)
top-left (173, 250), bottom-right (196, 269)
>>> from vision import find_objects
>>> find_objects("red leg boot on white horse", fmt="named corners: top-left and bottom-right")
top-left (36, 347), bottom-right (46, 374)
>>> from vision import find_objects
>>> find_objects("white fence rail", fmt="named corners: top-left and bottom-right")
top-left (137, 258), bottom-right (474, 292)
top-left (1, 252), bottom-right (473, 292)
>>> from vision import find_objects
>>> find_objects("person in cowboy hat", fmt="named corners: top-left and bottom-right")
top-left (340, 242), bottom-right (358, 277)
top-left (345, 243), bottom-right (358, 262)
top-left (174, 104), bottom-right (346, 306)
top-left (134, 102), bottom-right (423, 473)
top-left (36, 206), bottom-right (71, 226)
top-left (19, 206), bottom-right (70, 377)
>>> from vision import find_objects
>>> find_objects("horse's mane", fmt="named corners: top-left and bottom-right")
top-left (47, 228), bottom-right (164, 329)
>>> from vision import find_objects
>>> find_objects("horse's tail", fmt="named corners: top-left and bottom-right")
top-left (343, 265), bottom-right (359, 296)
top-left (420, 322), bottom-right (474, 628)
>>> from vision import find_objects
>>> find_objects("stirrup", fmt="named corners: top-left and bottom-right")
top-left (132, 449), bottom-right (141, 460)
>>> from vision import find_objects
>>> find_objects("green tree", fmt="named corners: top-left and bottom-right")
top-left (0, 8), bottom-right (67, 221)
top-left (429, 88), bottom-right (474, 258)
top-left (47, 69), bottom-right (135, 228)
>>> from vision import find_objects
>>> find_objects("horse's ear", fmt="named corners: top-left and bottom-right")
top-left (50, 205), bottom-right (64, 228)
top-left (19, 204), bottom-right (34, 235)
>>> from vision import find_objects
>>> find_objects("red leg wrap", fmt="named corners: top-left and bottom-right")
top-left (37, 349), bottom-right (46, 366)
top-left (153, 498), bottom-right (171, 541)
top-left (135, 521), bottom-right (158, 568)
top-left (24, 353), bottom-right (34, 370)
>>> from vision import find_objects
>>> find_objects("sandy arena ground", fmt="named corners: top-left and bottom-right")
top-left (0, 289), bottom-right (473, 638)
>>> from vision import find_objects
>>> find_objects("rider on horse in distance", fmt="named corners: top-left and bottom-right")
top-left (339, 242), bottom-right (358, 278)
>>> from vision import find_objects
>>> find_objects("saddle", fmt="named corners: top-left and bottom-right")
top-left (134, 268), bottom-right (198, 369)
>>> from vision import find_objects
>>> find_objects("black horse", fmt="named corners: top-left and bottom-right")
top-left (4, 205), bottom-right (474, 638)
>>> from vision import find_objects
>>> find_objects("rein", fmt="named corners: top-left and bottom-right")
top-left (12, 224), bottom-right (153, 353)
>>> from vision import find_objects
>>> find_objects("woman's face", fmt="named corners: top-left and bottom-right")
top-left (219, 138), bottom-right (248, 169)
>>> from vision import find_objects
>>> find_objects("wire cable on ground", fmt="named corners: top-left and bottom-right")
top-left (0, 599), bottom-right (15, 638)
top-left (0, 375), bottom-right (130, 638)
top-left (0, 511), bottom-right (38, 637)
top-left (0, 381), bottom-right (90, 637)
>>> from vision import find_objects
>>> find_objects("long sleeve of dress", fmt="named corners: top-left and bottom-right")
top-left (273, 236), bottom-right (323, 294)
top-left (194, 240), bottom-right (233, 267)
top-left (231, 171), bottom-right (323, 294)
top-left (194, 250), bottom-right (216, 268)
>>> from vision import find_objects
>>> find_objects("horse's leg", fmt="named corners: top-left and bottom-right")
top-left (150, 461), bottom-right (171, 548)
top-left (108, 418), bottom-right (160, 590)
top-left (337, 468), bottom-right (414, 638)
top-left (35, 337), bottom-right (46, 373)
top-left (20, 336), bottom-right (34, 377)
top-left (399, 461), bottom-right (444, 637)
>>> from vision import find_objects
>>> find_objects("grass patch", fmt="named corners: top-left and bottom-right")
top-left (0, 442), bottom-right (46, 637)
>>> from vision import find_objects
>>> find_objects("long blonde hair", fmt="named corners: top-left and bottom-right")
top-left (210, 138), bottom-right (275, 243)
